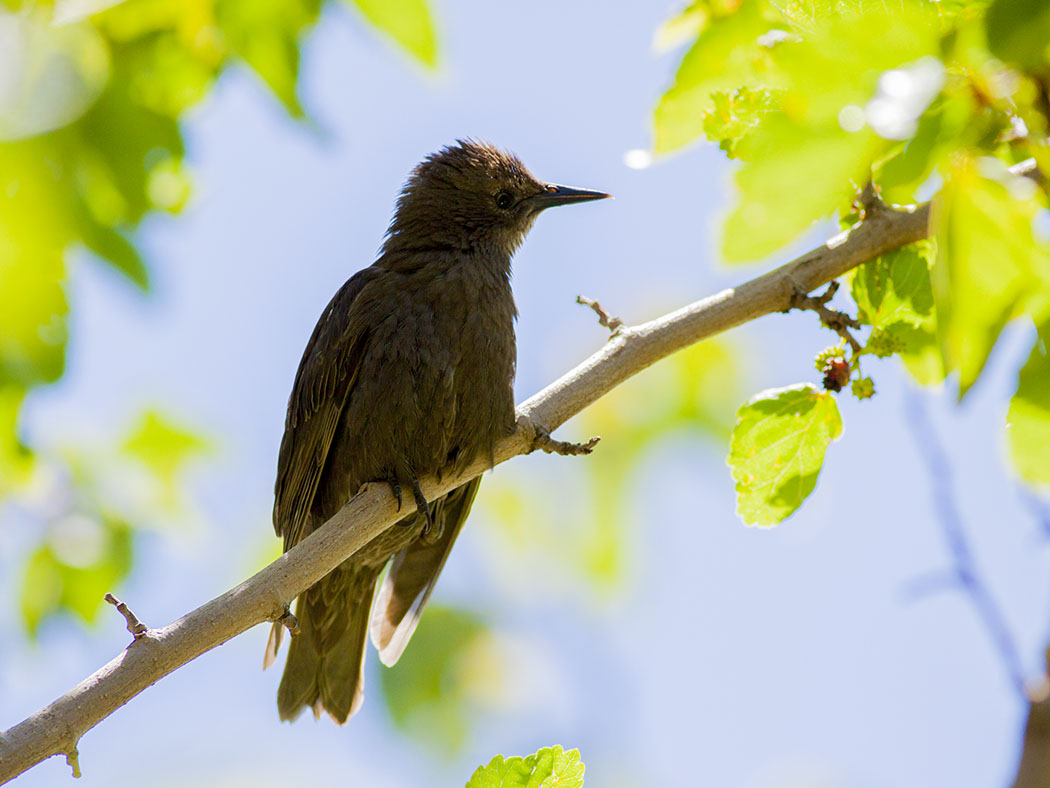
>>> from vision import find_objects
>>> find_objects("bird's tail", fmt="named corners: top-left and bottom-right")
top-left (274, 566), bottom-right (379, 724)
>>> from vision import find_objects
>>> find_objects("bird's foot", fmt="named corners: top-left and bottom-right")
top-left (409, 476), bottom-right (435, 535)
top-left (277, 604), bottom-right (301, 637)
top-left (524, 418), bottom-right (600, 456)
top-left (386, 477), bottom-right (403, 513)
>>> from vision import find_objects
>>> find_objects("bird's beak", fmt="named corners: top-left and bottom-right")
top-left (527, 183), bottom-right (611, 211)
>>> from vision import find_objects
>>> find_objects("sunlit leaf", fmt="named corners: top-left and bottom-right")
top-left (379, 606), bottom-right (486, 754)
top-left (466, 745), bottom-right (585, 788)
top-left (1007, 321), bottom-right (1050, 487)
top-left (653, 0), bottom-right (774, 153)
top-left (852, 243), bottom-right (935, 328)
top-left (349, 0), bottom-right (438, 68)
top-left (728, 384), bottom-right (842, 526)
top-left (932, 156), bottom-right (1049, 396)
top-left (722, 117), bottom-right (879, 261)
top-left (702, 87), bottom-right (780, 158)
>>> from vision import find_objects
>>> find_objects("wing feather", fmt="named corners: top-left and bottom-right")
top-left (273, 267), bottom-right (382, 548)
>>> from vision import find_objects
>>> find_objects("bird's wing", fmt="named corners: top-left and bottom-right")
top-left (273, 267), bottom-right (382, 549)
top-left (369, 476), bottom-right (482, 666)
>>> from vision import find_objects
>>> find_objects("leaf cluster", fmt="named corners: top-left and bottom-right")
top-left (654, 0), bottom-right (1050, 523)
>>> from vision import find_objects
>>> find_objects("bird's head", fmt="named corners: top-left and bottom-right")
top-left (382, 140), bottom-right (609, 259)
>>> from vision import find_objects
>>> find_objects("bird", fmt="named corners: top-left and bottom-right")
top-left (264, 140), bottom-right (609, 723)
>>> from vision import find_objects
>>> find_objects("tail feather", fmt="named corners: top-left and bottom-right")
top-left (275, 567), bottom-right (378, 724)
top-left (370, 478), bottom-right (481, 666)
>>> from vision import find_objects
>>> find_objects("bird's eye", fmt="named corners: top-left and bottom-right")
top-left (495, 191), bottom-right (514, 209)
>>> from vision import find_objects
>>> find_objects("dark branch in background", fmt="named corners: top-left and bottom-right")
top-left (1015, 649), bottom-right (1050, 788)
top-left (1, 166), bottom-right (1037, 785)
top-left (903, 391), bottom-right (1028, 696)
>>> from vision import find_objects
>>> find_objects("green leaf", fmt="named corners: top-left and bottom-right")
top-left (1007, 321), bottom-right (1050, 487)
top-left (0, 235), bottom-right (69, 387)
top-left (0, 386), bottom-right (32, 493)
top-left (122, 409), bottom-right (210, 492)
top-left (20, 516), bottom-right (133, 636)
top-left (702, 87), bottom-right (780, 158)
top-left (215, 0), bottom-right (322, 116)
top-left (852, 243), bottom-right (944, 383)
top-left (932, 156), bottom-right (1049, 396)
top-left (729, 384), bottom-right (843, 526)
top-left (852, 243), bottom-right (934, 328)
top-left (466, 746), bottom-right (585, 788)
top-left (875, 104), bottom-right (944, 203)
top-left (379, 606), bottom-right (486, 754)
top-left (349, 0), bottom-right (439, 68)
top-left (985, 0), bottom-right (1050, 69)
top-left (76, 212), bottom-right (150, 290)
top-left (722, 117), bottom-right (879, 261)
top-left (653, 0), bottom-right (774, 153)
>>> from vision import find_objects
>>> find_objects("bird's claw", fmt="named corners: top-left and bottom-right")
top-left (387, 478), bottom-right (403, 512)
top-left (409, 476), bottom-right (435, 535)
top-left (531, 424), bottom-right (600, 456)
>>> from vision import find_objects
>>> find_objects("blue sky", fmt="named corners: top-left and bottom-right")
top-left (2, 0), bottom-right (1049, 786)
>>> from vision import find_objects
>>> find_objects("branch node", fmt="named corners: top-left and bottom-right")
top-left (104, 593), bottom-right (148, 640)
top-left (65, 746), bottom-right (81, 779)
top-left (576, 295), bottom-right (624, 337)
top-left (785, 281), bottom-right (863, 355)
top-left (276, 604), bottom-right (301, 637)
top-left (856, 180), bottom-right (884, 218)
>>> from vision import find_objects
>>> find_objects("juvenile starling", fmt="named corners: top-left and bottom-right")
top-left (265, 140), bottom-right (608, 723)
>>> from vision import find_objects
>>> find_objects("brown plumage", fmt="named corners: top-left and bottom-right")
top-left (266, 140), bottom-right (608, 723)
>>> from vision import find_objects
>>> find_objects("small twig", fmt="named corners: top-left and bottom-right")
top-left (522, 417), bottom-right (600, 456)
top-left (576, 295), bottom-right (624, 337)
top-left (65, 747), bottom-right (80, 779)
top-left (103, 594), bottom-right (148, 640)
top-left (276, 605), bottom-right (300, 637)
top-left (903, 392), bottom-right (1027, 697)
top-left (785, 280), bottom-right (863, 355)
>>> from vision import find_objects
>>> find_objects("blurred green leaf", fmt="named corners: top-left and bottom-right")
top-left (1007, 321), bottom-right (1050, 487)
top-left (216, 0), bottom-right (322, 116)
top-left (985, 0), bottom-right (1050, 69)
top-left (0, 386), bottom-right (32, 493)
top-left (729, 384), bottom-right (842, 526)
top-left (0, 12), bottom-right (111, 141)
top-left (122, 409), bottom-right (210, 492)
top-left (379, 606), bottom-right (486, 754)
top-left (466, 745), bottom-right (585, 788)
top-left (20, 516), bottom-right (133, 635)
top-left (717, 2), bottom-right (941, 261)
top-left (875, 105), bottom-right (944, 203)
top-left (349, 0), bottom-right (438, 68)
top-left (932, 155), bottom-right (1049, 396)
top-left (723, 117), bottom-right (879, 261)
top-left (702, 87), bottom-right (779, 158)
top-left (0, 190), bottom-right (70, 387)
top-left (653, 0), bottom-right (773, 153)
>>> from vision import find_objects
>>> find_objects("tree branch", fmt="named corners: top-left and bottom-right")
top-left (0, 196), bottom-right (934, 784)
